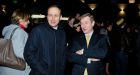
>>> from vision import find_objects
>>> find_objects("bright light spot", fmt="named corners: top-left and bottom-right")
top-left (129, 0), bottom-right (135, 3)
top-left (118, 4), bottom-right (127, 11)
top-left (138, 11), bottom-right (140, 16)
top-left (119, 10), bottom-right (126, 17)
top-left (1, 4), bottom-right (6, 13)
top-left (31, 14), bottom-right (68, 20)
top-left (31, 14), bottom-right (45, 18)
top-left (33, 0), bottom-right (37, 3)
top-left (88, 4), bottom-right (96, 10)
top-left (116, 18), bottom-right (124, 26)
top-left (80, 0), bottom-right (85, 3)
top-left (61, 17), bottom-right (68, 20)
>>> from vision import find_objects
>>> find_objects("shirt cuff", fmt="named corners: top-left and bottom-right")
top-left (87, 58), bottom-right (91, 64)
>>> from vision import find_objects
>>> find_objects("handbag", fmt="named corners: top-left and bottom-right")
top-left (0, 27), bottom-right (26, 70)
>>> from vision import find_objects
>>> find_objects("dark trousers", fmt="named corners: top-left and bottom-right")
top-left (114, 51), bottom-right (128, 75)
top-left (87, 62), bottom-right (105, 75)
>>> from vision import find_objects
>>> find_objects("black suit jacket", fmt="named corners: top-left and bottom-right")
top-left (69, 31), bottom-right (108, 75)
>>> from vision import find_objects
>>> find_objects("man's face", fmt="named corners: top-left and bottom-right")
top-left (80, 16), bottom-right (94, 34)
top-left (47, 7), bottom-right (61, 28)
top-left (107, 25), bottom-right (112, 31)
top-left (68, 18), bottom-right (75, 27)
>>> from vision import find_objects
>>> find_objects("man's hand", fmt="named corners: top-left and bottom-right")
top-left (89, 58), bottom-right (100, 61)
top-left (76, 49), bottom-right (84, 55)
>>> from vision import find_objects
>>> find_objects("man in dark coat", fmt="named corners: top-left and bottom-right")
top-left (69, 13), bottom-right (108, 75)
top-left (24, 5), bottom-right (67, 75)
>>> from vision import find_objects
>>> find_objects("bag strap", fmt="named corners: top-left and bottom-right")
top-left (10, 27), bottom-right (19, 39)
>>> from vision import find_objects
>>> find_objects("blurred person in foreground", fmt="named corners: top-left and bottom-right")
top-left (0, 8), bottom-right (31, 75)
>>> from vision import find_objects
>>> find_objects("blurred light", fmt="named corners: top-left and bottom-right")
top-left (12, 0), bottom-right (18, 4)
top-left (119, 10), bottom-right (126, 16)
top-left (118, 4), bottom-right (126, 17)
top-left (138, 4), bottom-right (140, 9)
top-left (121, 24), bottom-right (125, 29)
top-left (31, 14), bottom-right (68, 20)
top-left (73, 22), bottom-right (80, 27)
top-left (1, 4), bottom-right (6, 13)
top-left (138, 11), bottom-right (140, 16)
top-left (116, 18), bottom-right (124, 26)
top-left (138, 4), bottom-right (140, 16)
top-left (61, 17), bottom-right (68, 20)
top-left (80, 0), bottom-right (85, 3)
top-left (33, 0), bottom-right (37, 3)
top-left (129, 0), bottom-right (135, 3)
top-left (88, 4), bottom-right (96, 10)
top-left (31, 14), bottom-right (45, 18)
top-left (118, 4), bottom-right (127, 11)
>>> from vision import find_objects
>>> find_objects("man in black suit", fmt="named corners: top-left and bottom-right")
top-left (69, 13), bottom-right (108, 75)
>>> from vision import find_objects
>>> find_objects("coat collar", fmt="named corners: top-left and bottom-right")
top-left (44, 21), bottom-right (63, 31)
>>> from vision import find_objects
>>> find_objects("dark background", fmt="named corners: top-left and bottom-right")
top-left (0, 0), bottom-right (140, 27)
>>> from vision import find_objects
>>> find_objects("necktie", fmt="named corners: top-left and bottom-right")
top-left (84, 34), bottom-right (90, 75)
top-left (84, 68), bottom-right (88, 75)
top-left (86, 34), bottom-right (90, 47)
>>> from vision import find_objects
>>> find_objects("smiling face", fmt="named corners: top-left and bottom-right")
top-left (47, 6), bottom-right (61, 28)
top-left (80, 16), bottom-right (95, 34)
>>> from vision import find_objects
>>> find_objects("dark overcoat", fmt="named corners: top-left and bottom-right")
top-left (24, 22), bottom-right (67, 75)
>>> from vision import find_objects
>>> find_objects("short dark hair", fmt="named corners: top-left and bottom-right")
top-left (80, 13), bottom-right (95, 22)
top-left (47, 5), bottom-right (62, 15)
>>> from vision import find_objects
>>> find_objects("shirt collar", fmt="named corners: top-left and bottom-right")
top-left (85, 30), bottom-right (94, 37)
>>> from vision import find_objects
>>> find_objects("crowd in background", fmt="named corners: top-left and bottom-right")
top-left (0, 5), bottom-right (140, 75)
top-left (63, 12), bottom-right (140, 75)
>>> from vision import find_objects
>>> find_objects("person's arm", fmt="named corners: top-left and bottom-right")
top-left (105, 62), bottom-right (111, 75)
top-left (24, 28), bottom-right (47, 75)
top-left (68, 39), bottom-right (87, 66)
top-left (69, 52), bottom-right (87, 66)
top-left (12, 29), bottom-right (27, 59)
top-left (76, 36), bottom-right (108, 59)
top-left (83, 36), bottom-right (108, 59)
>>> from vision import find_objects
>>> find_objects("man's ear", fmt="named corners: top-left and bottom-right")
top-left (60, 15), bottom-right (62, 20)
top-left (91, 21), bottom-right (95, 27)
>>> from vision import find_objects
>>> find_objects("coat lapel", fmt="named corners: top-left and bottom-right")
top-left (80, 34), bottom-right (87, 49)
top-left (79, 32), bottom-right (99, 49)
top-left (87, 33), bottom-right (98, 49)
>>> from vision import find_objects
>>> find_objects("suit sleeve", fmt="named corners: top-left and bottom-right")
top-left (24, 28), bottom-right (47, 75)
top-left (83, 36), bottom-right (108, 59)
top-left (68, 39), bottom-right (87, 66)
